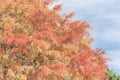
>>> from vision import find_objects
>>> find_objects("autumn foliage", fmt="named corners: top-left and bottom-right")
top-left (0, 0), bottom-right (108, 80)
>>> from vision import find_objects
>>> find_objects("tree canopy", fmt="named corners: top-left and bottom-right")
top-left (0, 0), bottom-right (108, 80)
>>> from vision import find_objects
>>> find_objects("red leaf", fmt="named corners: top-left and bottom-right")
top-left (53, 4), bottom-right (62, 11)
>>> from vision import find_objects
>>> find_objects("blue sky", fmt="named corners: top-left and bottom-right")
top-left (54, 0), bottom-right (120, 73)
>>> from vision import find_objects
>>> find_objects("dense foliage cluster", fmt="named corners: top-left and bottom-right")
top-left (106, 69), bottom-right (120, 80)
top-left (0, 0), bottom-right (108, 80)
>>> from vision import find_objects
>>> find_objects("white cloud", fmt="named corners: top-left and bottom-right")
top-left (94, 28), bottom-right (120, 43)
top-left (57, 0), bottom-right (110, 7)
top-left (106, 49), bottom-right (120, 73)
